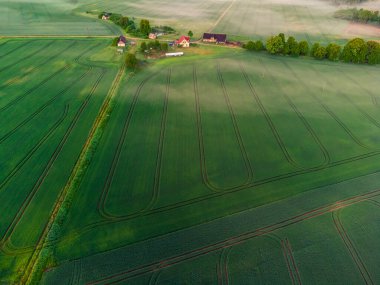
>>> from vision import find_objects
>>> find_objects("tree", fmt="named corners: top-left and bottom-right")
top-left (254, 40), bottom-right (264, 51)
top-left (125, 53), bottom-right (138, 69)
top-left (140, 41), bottom-right (147, 52)
top-left (118, 17), bottom-right (129, 29)
top-left (313, 46), bottom-right (327, 60)
top-left (366, 41), bottom-right (380, 64)
top-left (160, 42), bottom-right (169, 52)
top-left (326, 43), bottom-right (341, 61)
top-left (278, 33), bottom-right (286, 45)
top-left (111, 37), bottom-right (119, 47)
top-left (287, 36), bottom-right (300, 56)
top-left (188, 30), bottom-right (193, 38)
top-left (299, 40), bottom-right (309, 56)
top-left (341, 38), bottom-right (367, 63)
top-left (244, 41), bottom-right (255, 51)
top-left (139, 19), bottom-right (151, 36)
top-left (311, 43), bottom-right (320, 57)
top-left (266, 35), bottom-right (284, 54)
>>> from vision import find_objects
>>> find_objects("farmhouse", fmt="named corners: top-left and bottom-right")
top-left (149, 33), bottom-right (157, 40)
top-left (117, 36), bottom-right (127, 47)
top-left (102, 13), bottom-right (110, 20)
top-left (202, 33), bottom-right (227, 44)
top-left (175, 36), bottom-right (190, 48)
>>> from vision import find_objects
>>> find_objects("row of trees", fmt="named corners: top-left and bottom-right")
top-left (334, 8), bottom-right (380, 24)
top-left (98, 12), bottom-right (153, 37)
top-left (243, 33), bottom-right (380, 64)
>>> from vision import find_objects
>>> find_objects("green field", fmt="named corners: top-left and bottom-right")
top-left (1, 0), bottom-right (380, 283)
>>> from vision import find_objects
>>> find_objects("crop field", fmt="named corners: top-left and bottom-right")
top-left (1, 0), bottom-right (380, 284)
top-left (30, 52), bottom-right (380, 284)
top-left (73, 0), bottom-right (380, 42)
top-left (0, 0), bottom-right (120, 36)
top-left (0, 38), bottom-right (119, 282)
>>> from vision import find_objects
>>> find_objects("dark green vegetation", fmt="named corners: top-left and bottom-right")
top-left (244, 33), bottom-right (380, 64)
top-left (334, 8), bottom-right (380, 24)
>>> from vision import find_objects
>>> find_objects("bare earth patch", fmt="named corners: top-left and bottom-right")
top-left (343, 22), bottom-right (380, 39)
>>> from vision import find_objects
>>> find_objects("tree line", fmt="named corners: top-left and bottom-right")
top-left (334, 8), bottom-right (380, 24)
top-left (243, 33), bottom-right (380, 64)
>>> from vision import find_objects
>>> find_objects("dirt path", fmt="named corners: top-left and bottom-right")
top-left (207, 0), bottom-right (237, 33)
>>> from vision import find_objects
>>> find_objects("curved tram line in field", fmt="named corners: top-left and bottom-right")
top-left (310, 64), bottom-right (380, 131)
top-left (257, 58), bottom-right (331, 167)
top-left (332, 211), bottom-right (374, 285)
top-left (0, 68), bottom-right (107, 255)
top-left (0, 42), bottom-right (103, 114)
top-left (96, 69), bottom-right (166, 220)
top-left (0, 105), bottom-right (69, 190)
top-left (216, 63), bottom-right (255, 188)
top-left (84, 188), bottom-right (380, 285)
top-left (0, 41), bottom-right (77, 91)
top-left (282, 60), bottom-right (370, 150)
top-left (0, 68), bottom-right (91, 145)
top-left (38, 65), bottom-right (380, 248)
top-left (0, 40), bottom-right (55, 74)
top-left (239, 63), bottom-right (300, 168)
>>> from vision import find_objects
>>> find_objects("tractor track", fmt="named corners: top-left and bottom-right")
top-left (216, 63), bottom-right (254, 186)
top-left (258, 58), bottom-right (331, 167)
top-left (0, 40), bottom-right (34, 59)
top-left (0, 68), bottom-right (105, 253)
top-left (0, 40), bottom-right (55, 74)
top-left (96, 71), bottom-right (159, 219)
top-left (282, 60), bottom-right (369, 150)
top-left (0, 41), bottom-right (77, 91)
top-left (72, 145), bottom-right (380, 237)
top-left (18, 65), bottom-right (111, 284)
top-left (84, 188), bottom-right (380, 285)
top-left (332, 211), bottom-right (374, 284)
top-left (239, 63), bottom-right (300, 168)
top-left (0, 104), bottom-right (69, 190)
top-left (0, 69), bottom-right (91, 145)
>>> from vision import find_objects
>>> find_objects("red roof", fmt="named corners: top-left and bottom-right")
top-left (176, 36), bottom-right (190, 44)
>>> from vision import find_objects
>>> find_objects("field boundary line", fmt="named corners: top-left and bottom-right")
top-left (18, 64), bottom-right (124, 284)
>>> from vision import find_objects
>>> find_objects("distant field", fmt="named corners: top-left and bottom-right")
top-left (0, 0), bottom-right (119, 36)
top-left (29, 49), bottom-right (380, 283)
top-left (1, 0), bottom-right (379, 41)
top-left (74, 0), bottom-right (380, 42)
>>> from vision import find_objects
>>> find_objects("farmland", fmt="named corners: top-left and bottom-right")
top-left (36, 53), bottom-right (380, 283)
top-left (1, 0), bottom-right (380, 284)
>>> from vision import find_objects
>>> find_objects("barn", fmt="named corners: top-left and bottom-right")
top-left (202, 33), bottom-right (227, 44)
